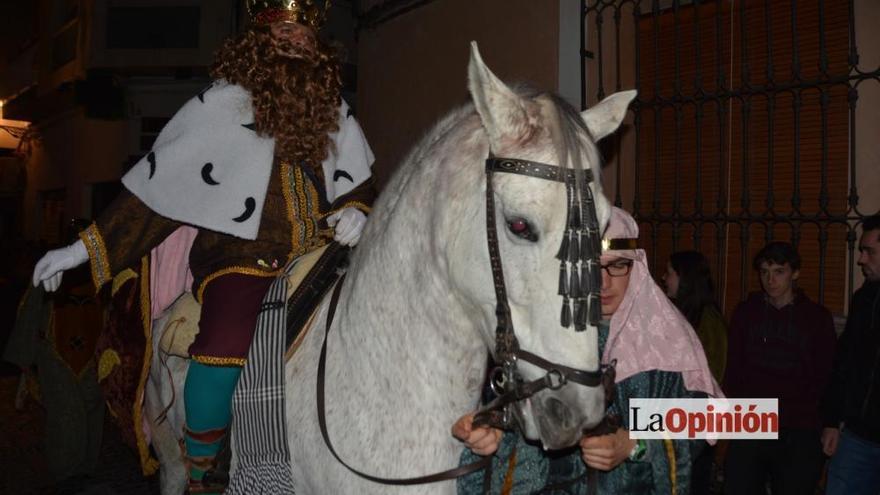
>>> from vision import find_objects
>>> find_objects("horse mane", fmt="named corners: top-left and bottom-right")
top-left (544, 92), bottom-right (602, 177)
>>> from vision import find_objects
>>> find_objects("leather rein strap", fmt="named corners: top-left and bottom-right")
top-left (316, 274), bottom-right (492, 485)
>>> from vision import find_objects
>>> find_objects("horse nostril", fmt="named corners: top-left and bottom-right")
top-left (544, 397), bottom-right (574, 429)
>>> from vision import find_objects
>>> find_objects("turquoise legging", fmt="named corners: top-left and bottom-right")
top-left (183, 362), bottom-right (241, 459)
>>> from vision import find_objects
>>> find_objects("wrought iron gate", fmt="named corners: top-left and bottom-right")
top-left (582, 0), bottom-right (878, 314)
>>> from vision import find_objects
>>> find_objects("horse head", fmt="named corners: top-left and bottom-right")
top-left (443, 43), bottom-right (636, 450)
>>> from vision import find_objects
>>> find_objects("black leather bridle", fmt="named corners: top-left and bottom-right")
top-left (472, 157), bottom-right (615, 430)
top-left (315, 156), bottom-right (616, 487)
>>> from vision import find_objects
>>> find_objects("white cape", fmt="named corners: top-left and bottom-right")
top-left (122, 80), bottom-right (373, 240)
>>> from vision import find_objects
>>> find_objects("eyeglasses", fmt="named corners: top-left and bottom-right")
top-left (601, 259), bottom-right (634, 277)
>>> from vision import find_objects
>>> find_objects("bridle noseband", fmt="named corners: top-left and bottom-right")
top-left (474, 157), bottom-right (616, 431)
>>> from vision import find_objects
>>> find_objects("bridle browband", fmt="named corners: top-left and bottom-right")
top-left (314, 155), bottom-right (616, 488)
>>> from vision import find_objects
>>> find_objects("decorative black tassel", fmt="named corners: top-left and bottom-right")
top-left (588, 293), bottom-right (602, 326)
top-left (569, 268), bottom-right (580, 298)
top-left (569, 232), bottom-right (579, 265)
top-left (580, 192), bottom-right (593, 229)
top-left (579, 264), bottom-right (591, 296)
top-left (571, 202), bottom-right (581, 228)
top-left (556, 230), bottom-right (570, 261)
top-left (581, 229), bottom-right (597, 263)
top-left (588, 264), bottom-right (601, 297)
top-left (558, 262), bottom-right (568, 295)
top-left (579, 233), bottom-right (590, 264)
top-left (561, 297), bottom-right (572, 328)
top-left (575, 298), bottom-right (588, 332)
top-left (578, 232), bottom-right (586, 264)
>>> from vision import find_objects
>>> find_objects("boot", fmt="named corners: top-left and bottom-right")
top-left (182, 426), bottom-right (228, 495)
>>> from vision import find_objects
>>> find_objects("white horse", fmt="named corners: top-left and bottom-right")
top-left (144, 43), bottom-right (636, 494)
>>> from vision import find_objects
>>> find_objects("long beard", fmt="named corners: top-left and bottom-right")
top-left (254, 61), bottom-right (314, 126)
top-left (250, 56), bottom-right (333, 163)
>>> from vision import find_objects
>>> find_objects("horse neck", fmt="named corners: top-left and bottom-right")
top-left (331, 162), bottom-right (488, 424)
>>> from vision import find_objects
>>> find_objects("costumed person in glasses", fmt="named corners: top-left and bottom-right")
top-left (453, 207), bottom-right (722, 494)
top-left (30, 0), bottom-right (375, 491)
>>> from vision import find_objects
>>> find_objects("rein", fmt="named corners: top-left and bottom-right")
top-left (317, 274), bottom-right (493, 485)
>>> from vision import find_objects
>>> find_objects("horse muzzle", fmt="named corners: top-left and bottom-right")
top-left (514, 383), bottom-right (605, 450)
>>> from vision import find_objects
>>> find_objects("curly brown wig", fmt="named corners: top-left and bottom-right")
top-left (210, 25), bottom-right (342, 169)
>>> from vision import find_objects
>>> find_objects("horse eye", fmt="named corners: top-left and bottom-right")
top-left (506, 218), bottom-right (538, 242)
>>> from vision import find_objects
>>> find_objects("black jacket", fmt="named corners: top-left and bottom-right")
top-left (822, 281), bottom-right (880, 442)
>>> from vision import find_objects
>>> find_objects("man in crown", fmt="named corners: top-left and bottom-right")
top-left (31, 1), bottom-right (375, 492)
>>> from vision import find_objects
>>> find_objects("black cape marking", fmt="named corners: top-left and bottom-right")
top-left (201, 163), bottom-right (220, 185)
top-left (233, 197), bottom-right (256, 223)
top-left (147, 152), bottom-right (156, 179)
top-left (196, 82), bottom-right (213, 103)
top-left (333, 170), bottom-right (353, 183)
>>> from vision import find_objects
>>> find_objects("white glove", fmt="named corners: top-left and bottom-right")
top-left (32, 239), bottom-right (89, 292)
top-left (327, 208), bottom-right (367, 247)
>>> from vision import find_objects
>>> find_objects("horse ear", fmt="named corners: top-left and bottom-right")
top-left (467, 41), bottom-right (532, 152)
top-left (580, 90), bottom-right (637, 141)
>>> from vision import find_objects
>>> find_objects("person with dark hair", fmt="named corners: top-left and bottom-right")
top-left (663, 250), bottom-right (727, 494)
top-left (821, 213), bottom-right (880, 495)
top-left (723, 241), bottom-right (836, 495)
top-left (28, 1), bottom-right (376, 492)
top-left (663, 250), bottom-right (727, 383)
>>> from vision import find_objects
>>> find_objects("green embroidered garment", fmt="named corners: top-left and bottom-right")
top-left (457, 321), bottom-right (704, 494)
top-left (4, 281), bottom-right (105, 482)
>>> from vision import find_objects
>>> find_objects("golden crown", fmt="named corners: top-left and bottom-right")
top-left (246, 0), bottom-right (330, 28)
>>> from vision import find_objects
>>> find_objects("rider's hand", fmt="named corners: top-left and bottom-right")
top-left (452, 412), bottom-right (503, 456)
top-left (579, 428), bottom-right (636, 471)
top-left (327, 208), bottom-right (367, 246)
top-left (32, 239), bottom-right (89, 292)
top-left (821, 427), bottom-right (840, 456)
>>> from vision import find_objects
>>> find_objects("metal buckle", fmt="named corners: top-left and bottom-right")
top-left (488, 366), bottom-right (508, 396)
top-left (546, 369), bottom-right (567, 390)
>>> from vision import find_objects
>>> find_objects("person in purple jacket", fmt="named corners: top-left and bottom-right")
top-left (722, 241), bottom-right (836, 495)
